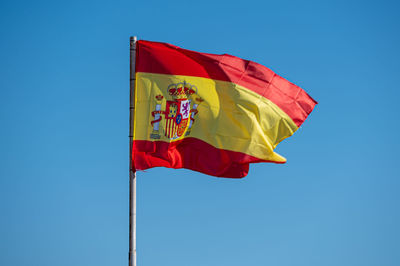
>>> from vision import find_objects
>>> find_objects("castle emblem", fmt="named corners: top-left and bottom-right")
top-left (150, 82), bottom-right (203, 140)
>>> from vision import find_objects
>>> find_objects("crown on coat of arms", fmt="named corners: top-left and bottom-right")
top-left (167, 82), bottom-right (197, 100)
top-left (155, 94), bottom-right (164, 101)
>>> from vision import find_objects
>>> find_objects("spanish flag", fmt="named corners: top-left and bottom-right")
top-left (132, 40), bottom-right (317, 178)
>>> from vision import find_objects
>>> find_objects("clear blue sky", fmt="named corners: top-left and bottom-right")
top-left (1, 0), bottom-right (399, 265)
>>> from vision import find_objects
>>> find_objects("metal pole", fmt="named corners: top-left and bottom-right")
top-left (129, 36), bottom-right (137, 266)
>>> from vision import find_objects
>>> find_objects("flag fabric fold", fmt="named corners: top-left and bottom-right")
top-left (132, 40), bottom-right (317, 178)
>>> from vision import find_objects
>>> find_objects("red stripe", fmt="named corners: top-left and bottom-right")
top-left (132, 138), bottom-right (284, 178)
top-left (166, 119), bottom-right (170, 138)
top-left (136, 40), bottom-right (317, 127)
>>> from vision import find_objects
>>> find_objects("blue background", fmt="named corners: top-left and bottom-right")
top-left (1, 0), bottom-right (399, 265)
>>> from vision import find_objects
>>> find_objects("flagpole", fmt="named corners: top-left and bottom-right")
top-left (129, 36), bottom-right (137, 266)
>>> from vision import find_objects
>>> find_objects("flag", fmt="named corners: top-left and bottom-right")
top-left (132, 40), bottom-right (317, 178)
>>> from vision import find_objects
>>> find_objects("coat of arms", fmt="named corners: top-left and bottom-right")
top-left (150, 82), bottom-right (204, 140)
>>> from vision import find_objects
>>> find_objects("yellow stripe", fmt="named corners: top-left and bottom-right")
top-left (134, 72), bottom-right (298, 162)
